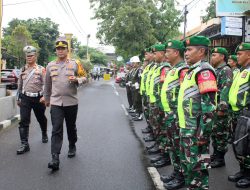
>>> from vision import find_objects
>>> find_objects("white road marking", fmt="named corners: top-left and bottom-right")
top-left (115, 91), bottom-right (119, 96)
top-left (147, 167), bottom-right (165, 190)
top-left (121, 104), bottom-right (129, 116)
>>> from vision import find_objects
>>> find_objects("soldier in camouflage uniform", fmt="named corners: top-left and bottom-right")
top-left (210, 47), bottom-right (233, 168)
top-left (147, 44), bottom-right (171, 168)
top-left (140, 47), bottom-right (155, 133)
top-left (160, 40), bottom-right (188, 189)
top-left (178, 36), bottom-right (218, 190)
top-left (227, 54), bottom-right (241, 144)
top-left (228, 43), bottom-right (250, 188)
top-left (228, 54), bottom-right (240, 79)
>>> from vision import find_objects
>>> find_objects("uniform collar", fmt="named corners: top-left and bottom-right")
top-left (56, 59), bottom-right (69, 64)
top-left (173, 61), bottom-right (185, 69)
top-left (215, 62), bottom-right (227, 70)
top-left (25, 63), bottom-right (37, 69)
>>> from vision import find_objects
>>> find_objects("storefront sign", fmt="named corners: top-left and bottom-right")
top-left (216, 0), bottom-right (250, 16)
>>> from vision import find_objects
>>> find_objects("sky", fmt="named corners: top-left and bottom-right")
top-left (2, 0), bottom-right (210, 53)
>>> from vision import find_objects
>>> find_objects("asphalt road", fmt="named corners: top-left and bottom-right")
top-left (0, 80), bottom-right (154, 190)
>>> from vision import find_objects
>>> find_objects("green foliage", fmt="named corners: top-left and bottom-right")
top-left (3, 18), bottom-right (59, 67)
top-left (202, 0), bottom-right (216, 23)
top-left (74, 44), bottom-right (108, 66)
top-left (90, 0), bottom-right (182, 59)
top-left (2, 25), bottom-right (38, 68)
top-left (81, 59), bottom-right (93, 74)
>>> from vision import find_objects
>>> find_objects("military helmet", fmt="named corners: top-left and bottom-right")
top-left (23, 46), bottom-right (37, 56)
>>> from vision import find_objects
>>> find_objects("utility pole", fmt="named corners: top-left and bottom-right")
top-left (86, 34), bottom-right (90, 61)
top-left (183, 5), bottom-right (188, 39)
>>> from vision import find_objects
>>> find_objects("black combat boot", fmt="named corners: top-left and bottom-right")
top-left (48, 153), bottom-right (60, 170)
top-left (42, 131), bottom-right (48, 143)
top-left (161, 170), bottom-right (178, 183)
top-left (150, 154), bottom-right (163, 163)
top-left (164, 171), bottom-right (185, 190)
top-left (68, 144), bottom-right (76, 158)
top-left (228, 165), bottom-right (244, 182)
top-left (210, 150), bottom-right (225, 168)
top-left (142, 126), bottom-right (152, 133)
top-left (17, 127), bottom-right (30, 155)
top-left (236, 168), bottom-right (250, 188)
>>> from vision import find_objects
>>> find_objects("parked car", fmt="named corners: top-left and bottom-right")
top-left (1, 69), bottom-right (20, 89)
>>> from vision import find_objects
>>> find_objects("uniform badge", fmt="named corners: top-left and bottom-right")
top-left (239, 45), bottom-right (243, 50)
top-left (170, 69), bottom-right (176, 76)
top-left (186, 39), bottom-right (190, 45)
top-left (241, 71), bottom-right (248, 78)
top-left (214, 48), bottom-right (218, 52)
top-left (168, 42), bottom-right (172, 47)
top-left (201, 71), bottom-right (210, 80)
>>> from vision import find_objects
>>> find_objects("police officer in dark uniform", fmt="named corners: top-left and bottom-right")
top-left (125, 61), bottom-right (134, 111)
top-left (44, 37), bottom-right (87, 170)
top-left (16, 46), bottom-right (48, 155)
top-left (130, 56), bottom-right (143, 121)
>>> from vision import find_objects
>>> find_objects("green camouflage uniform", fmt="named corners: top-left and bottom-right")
top-left (161, 61), bottom-right (188, 174)
top-left (151, 62), bottom-right (171, 151)
top-left (211, 63), bottom-right (233, 153)
top-left (229, 65), bottom-right (250, 170)
top-left (178, 61), bottom-right (217, 190)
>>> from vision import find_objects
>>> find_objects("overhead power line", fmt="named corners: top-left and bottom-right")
top-left (3, 0), bottom-right (40, 6)
top-left (57, 0), bottom-right (86, 36)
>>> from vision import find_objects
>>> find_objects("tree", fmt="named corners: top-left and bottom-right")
top-left (202, 0), bottom-right (216, 23)
top-left (3, 18), bottom-right (60, 66)
top-left (2, 25), bottom-right (38, 68)
top-left (75, 45), bottom-right (108, 66)
top-left (90, 0), bottom-right (182, 59)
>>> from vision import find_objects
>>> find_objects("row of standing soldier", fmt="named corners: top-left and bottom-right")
top-left (16, 37), bottom-right (87, 171)
top-left (126, 36), bottom-right (250, 190)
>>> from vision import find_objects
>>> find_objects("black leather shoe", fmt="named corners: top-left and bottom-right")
top-left (147, 147), bottom-right (161, 155)
top-left (144, 136), bottom-right (155, 142)
top-left (150, 155), bottom-right (163, 163)
top-left (16, 144), bottom-right (30, 155)
top-left (153, 158), bottom-right (171, 168)
top-left (146, 143), bottom-right (156, 150)
top-left (42, 133), bottom-right (48, 143)
top-left (210, 159), bottom-right (225, 168)
top-left (161, 171), bottom-right (177, 183)
top-left (164, 178), bottom-right (185, 190)
top-left (48, 154), bottom-right (60, 170)
top-left (236, 177), bottom-right (250, 188)
top-left (228, 172), bottom-right (244, 182)
top-left (142, 127), bottom-right (152, 133)
top-left (68, 145), bottom-right (76, 158)
top-left (133, 115), bottom-right (143, 121)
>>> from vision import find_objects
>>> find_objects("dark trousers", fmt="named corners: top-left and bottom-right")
top-left (126, 86), bottom-right (133, 108)
top-left (133, 89), bottom-right (143, 114)
top-left (50, 105), bottom-right (78, 154)
top-left (19, 95), bottom-right (47, 138)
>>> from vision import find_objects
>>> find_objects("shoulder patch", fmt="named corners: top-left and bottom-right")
top-left (197, 70), bottom-right (218, 94)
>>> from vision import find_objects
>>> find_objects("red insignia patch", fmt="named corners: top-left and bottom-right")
top-left (186, 39), bottom-right (190, 45)
top-left (197, 70), bottom-right (218, 94)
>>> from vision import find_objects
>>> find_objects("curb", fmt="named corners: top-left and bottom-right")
top-left (0, 114), bottom-right (20, 131)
